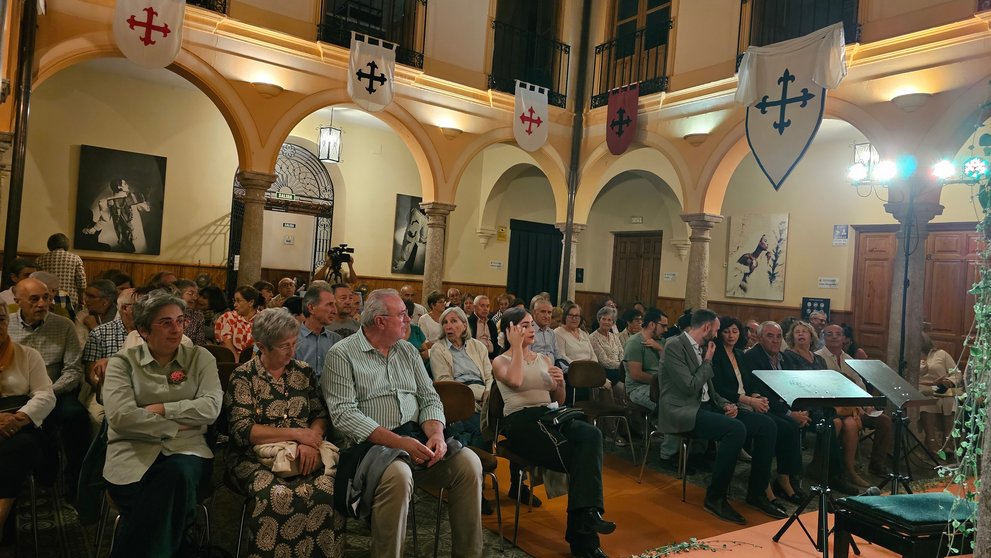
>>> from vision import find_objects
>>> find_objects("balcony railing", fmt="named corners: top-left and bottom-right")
top-left (187, 0), bottom-right (227, 14)
top-left (738, 0), bottom-right (859, 59)
top-left (590, 24), bottom-right (671, 109)
top-left (318, 0), bottom-right (427, 69)
top-left (488, 20), bottom-right (571, 109)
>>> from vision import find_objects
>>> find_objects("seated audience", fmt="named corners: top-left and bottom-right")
top-left (268, 277), bottom-right (296, 308)
top-left (36, 233), bottom-right (86, 310)
top-left (555, 302), bottom-right (596, 363)
top-left (102, 291), bottom-right (221, 557)
top-left (147, 271), bottom-right (178, 288)
top-left (30, 270), bottom-right (75, 321)
top-left (461, 293), bottom-right (475, 316)
top-left (282, 295), bottom-right (304, 322)
top-left (225, 308), bottom-right (343, 557)
top-left (80, 288), bottom-right (139, 433)
top-left (417, 290), bottom-right (447, 342)
top-left (659, 309), bottom-right (782, 525)
top-left (445, 287), bottom-right (462, 309)
top-left (215, 285), bottom-right (260, 359)
top-left (0, 311), bottom-right (56, 540)
top-left (808, 311), bottom-right (827, 350)
top-left (589, 306), bottom-right (624, 386)
top-left (75, 279), bottom-right (119, 345)
top-left (252, 281), bottom-right (276, 307)
top-left (550, 306), bottom-right (564, 329)
top-left (295, 283), bottom-right (343, 381)
top-left (102, 270), bottom-right (133, 295)
top-left (323, 289), bottom-right (482, 558)
top-left (841, 323), bottom-right (869, 359)
top-left (919, 332), bottom-right (962, 454)
top-left (623, 309), bottom-right (666, 413)
top-left (402, 299), bottom-right (431, 366)
top-left (327, 284), bottom-right (360, 338)
top-left (399, 284), bottom-right (427, 324)
top-left (467, 295), bottom-right (499, 360)
top-left (744, 320), bottom-right (760, 351)
top-left (0, 258), bottom-right (38, 308)
top-left (616, 309), bottom-right (643, 349)
top-left (739, 320), bottom-right (807, 505)
top-left (817, 324), bottom-right (893, 487)
top-left (429, 306), bottom-right (492, 448)
top-left (8, 277), bottom-right (88, 500)
top-left (493, 307), bottom-right (615, 558)
top-left (491, 293), bottom-right (511, 325)
top-left (198, 286), bottom-right (228, 344)
top-left (174, 280), bottom-right (206, 346)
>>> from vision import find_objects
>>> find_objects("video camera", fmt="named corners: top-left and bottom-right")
top-left (327, 244), bottom-right (354, 269)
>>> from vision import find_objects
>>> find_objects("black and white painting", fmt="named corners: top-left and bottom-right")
top-left (725, 213), bottom-right (789, 301)
top-left (74, 145), bottom-right (166, 255)
top-left (390, 193), bottom-right (427, 275)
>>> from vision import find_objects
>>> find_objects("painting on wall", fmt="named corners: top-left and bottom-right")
top-left (74, 145), bottom-right (167, 255)
top-left (390, 194), bottom-right (427, 275)
top-left (725, 213), bottom-right (789, 301)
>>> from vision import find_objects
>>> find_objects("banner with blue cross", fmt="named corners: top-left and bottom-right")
top-left (736, 23), bottom-right (848, 191)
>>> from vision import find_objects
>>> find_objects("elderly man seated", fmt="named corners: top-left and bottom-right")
top-left (323, 289), bottom-right (483, 558)
top-left (80, 288), bottom-right (140, 433)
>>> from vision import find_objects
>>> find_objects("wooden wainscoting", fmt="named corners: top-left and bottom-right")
top-left (4, 252), bottom-right (227, 289)
top-left (657, 296), bottom-right (853, 332)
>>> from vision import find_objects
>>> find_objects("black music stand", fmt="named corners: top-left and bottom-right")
top-left (755, 369), bottom-right (884, 558)
top-left (846, 359), bottom-right (938, 495)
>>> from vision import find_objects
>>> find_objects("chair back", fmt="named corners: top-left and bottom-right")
top-left (649, 372), bottom-right (660, 404)
top-left (486, 381), bottom-right (506, 441)
top-left (239, 345), bottom-right (254, 363)
top-left (216, 361), bottom-right (239, 391)
top-left (204, 344), bottom-right (234, 363)
top-left (434, 381), bottom-right (476, 424)
top-left (568, 360), bottom-right (606, 389)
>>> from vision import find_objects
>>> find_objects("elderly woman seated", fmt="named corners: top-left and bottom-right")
top-left (102, 291), bottom-right (222, 557)
top-left (493, 307), bottom-right (615, 558)
top-left (225, 308), bottom-right (343, 557)
top-left (0, 311), bottom-right (56, 542)
top-left (429, 306), bottom-right (493, 448)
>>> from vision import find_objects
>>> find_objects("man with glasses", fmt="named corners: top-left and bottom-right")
top-left (8, 277), bottom-right (88, 500)
top-left (323, 289), bottom-right (483, 558)
top-left (80, 288), bottom-right (140, 433)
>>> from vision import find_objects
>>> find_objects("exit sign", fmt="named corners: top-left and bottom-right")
top-left (630, 216), bottom-right (643, 224)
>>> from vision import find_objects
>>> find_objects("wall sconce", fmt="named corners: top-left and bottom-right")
top-left (439, 127), bottom-right (463, 140)
top-left (683, 133), bottom-right (709, 146)
top-left (251, 82), bottom-right (284, 98)
top-left (319, 126), bottom-right (342, 163)
top-left (890, 92), bottom-right (931, 112)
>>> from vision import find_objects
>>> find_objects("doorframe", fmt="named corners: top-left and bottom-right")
top-left (609, 229), bottom-right (664, 304)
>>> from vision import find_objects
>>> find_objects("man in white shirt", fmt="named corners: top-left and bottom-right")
top-left (399, 284), bottom-right (427, 325)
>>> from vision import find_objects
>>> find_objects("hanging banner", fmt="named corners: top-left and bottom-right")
top-left (113, 0), bottom-right (185, 69)
top-left (348, 32), bottom-right (396, 113)
top-left (736, 22), bottom-right (847, 190)
top-left (514, 80), bottom-right (549, 152)
top-left (606, 83), bottom-right (639, 155)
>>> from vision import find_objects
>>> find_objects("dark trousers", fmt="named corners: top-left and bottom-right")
top-left (735, 409), bottom-right (777, 498)
top-left (691, 404), bottom-right (747, 501)
top-left (447, 412), bottom-right (486, 449)
top-left (767, 411), bottom-right (803, 476)
top-left (106, 453), bottom-right (211, 558)
top-left (503, 406), bottom-right (604, 552)
top-left (0, 425), bottom-right (43, 498)
top-left (41, 392), bottom-right (91, 498)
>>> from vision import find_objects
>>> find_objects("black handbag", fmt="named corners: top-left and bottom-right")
top-left (538, 406), bottom-right (586, 427)
top-left (0, 394), bottom-right (30, 414)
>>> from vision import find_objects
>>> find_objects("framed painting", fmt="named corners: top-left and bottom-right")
top-left (725, 213), bottom-right (789, 301)
top-left (74, 145), bottom-right (167, 255)
top-left (390, 194), bottom-right (427, 275)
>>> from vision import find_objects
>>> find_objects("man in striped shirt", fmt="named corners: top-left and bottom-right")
top-left (323, 289), bottom-right (483, 558)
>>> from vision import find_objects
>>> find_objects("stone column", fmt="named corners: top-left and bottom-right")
top-left (236, 171), bottom-right (277, 286)
top-left (420, 202), bottom-right (456, 298)
top-left (680, 213), bottom-right (724, 310)
top-left (884, 198), bottom-right (943, 386)
top-left (556, 222), bottom-right (586, 303)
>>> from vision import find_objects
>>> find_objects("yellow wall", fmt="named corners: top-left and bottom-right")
top-left (14, 61), bottom-right (238, 265)
top-left (227, 0), bottom-right (319, 40)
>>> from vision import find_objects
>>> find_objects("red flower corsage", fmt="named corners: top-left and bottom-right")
top-left (168, 370), bottom-right (187, 385)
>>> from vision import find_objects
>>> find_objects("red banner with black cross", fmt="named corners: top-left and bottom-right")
top-left (606, 83), bottom-right (639, 156)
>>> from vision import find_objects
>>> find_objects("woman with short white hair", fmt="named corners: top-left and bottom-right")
top-left (429, 306), bottom-right (492, 447)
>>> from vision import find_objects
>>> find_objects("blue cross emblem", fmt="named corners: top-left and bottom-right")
top-left (755, 69), bottom-right (816, 136)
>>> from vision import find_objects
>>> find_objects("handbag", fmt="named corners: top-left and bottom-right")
top-left (0, 394), bottom-right (30, 414)
top-left (538, 406), bottom-right (586, 427)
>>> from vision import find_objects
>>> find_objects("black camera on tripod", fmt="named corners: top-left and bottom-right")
top-left (327, 244), bottom-right (355, 270)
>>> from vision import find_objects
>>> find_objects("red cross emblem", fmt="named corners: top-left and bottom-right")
top-left (127, 7), bottom-right (171, 46)
top-left (519, 107), bottom-right (543, 135)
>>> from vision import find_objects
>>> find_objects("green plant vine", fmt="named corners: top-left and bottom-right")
top-left (938, 177), bottom-right (991, 553)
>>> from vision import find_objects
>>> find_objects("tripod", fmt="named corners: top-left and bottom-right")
top-left (876, 407), bottom-right (914, 494)
top-left (773, 418), bottom-right (859, 558)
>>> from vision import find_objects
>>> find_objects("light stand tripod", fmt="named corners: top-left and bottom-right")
top-left (755, 369), bottom-right (883, 558)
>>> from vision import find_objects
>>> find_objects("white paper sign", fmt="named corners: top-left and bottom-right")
top-left (489, 260), bottom-right (504, 270)
top-left (818, 277), bottom-right (839, 289)
top-left (663, 272), bottom-right (677, 282)
top-left (832, 224), bottom-right (849, 246)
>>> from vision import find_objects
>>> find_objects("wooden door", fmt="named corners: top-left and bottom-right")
top-left (851, 232), bottom-right (897, 363)
top-left (924, 230), bottom-right (982, 360)
top-left (610, 232), bottom-right (662, 307)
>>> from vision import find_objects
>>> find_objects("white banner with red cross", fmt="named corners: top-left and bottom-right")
top-left (113, 0), bottom-right (185, 69)
top-left (514, 80), bottom-right (548, 153)
top-left (348, 32), bottom-right (396, 113)
top-left (736, 22), bottom-right (847, 191)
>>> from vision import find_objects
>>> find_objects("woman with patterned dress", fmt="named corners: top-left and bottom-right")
top-left (215, 285), bottom-right (261, 359)
top-left (225, 308), bottom-right (343, 558)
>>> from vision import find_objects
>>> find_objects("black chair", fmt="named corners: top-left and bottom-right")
top-left (637, 374), bottom-right (693, 502)
top-left (95, 491), bottom-right (211, 556)
top-left (432, 381), bottom-right (503, 556)
top-left (203, 344), bottom-right (235, 363)
top-left (567, 360), bottom-right (637, 463)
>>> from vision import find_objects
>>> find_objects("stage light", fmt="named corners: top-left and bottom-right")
top-left (872, 160), bottom-right (898, 183)
top-left (848, 163), bottom-right (868, 182)
top-left (931, 159), bottom-right (956, 180)
top-left (963, 156), bottom-right (989, 180)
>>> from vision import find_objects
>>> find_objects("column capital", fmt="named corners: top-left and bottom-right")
top-left (670, 239), bottom-right (691, 260)
top-left (419, 201), bottom-right (456, 217)
top-left (555, 222), bottom-right (587, 237)
top-left (883, 200), bottom-right (944, 227)
top-left (681, 212), bottom-right (723, 242)
top-left (236, 170), bottom-right (277, 190)
top-left (476, 227), bottom-right (495, 247)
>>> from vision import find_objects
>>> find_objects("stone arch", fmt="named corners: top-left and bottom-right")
top-left (268, 90), bottom-right (442, 204)
top-left (699, 98), bottom-right (889, 214)
top-left (574, 140), bottom-right (689, 224)
top-left (445, 127), bottom-right (570, 220)
top-left (34, 33), bottom-right (258, 171)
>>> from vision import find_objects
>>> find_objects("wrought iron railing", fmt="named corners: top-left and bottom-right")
top-left (590, 24), bottom-right (671, 109)
top-left (738, 0), bottom-right (859, 61)
top-left (186, 0), bottom-right (228, 14)
top-left (488, 20), bottom-right (571, 109)
top-left (318, 0), bottom-right (427, 69)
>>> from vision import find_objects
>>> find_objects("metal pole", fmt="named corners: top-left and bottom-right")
top-left (2, 0), bottom-right (39, 282)
top-left (896, 183), bottom-right (916, 375)
top-left (559, 0), bottom-right (591, 304)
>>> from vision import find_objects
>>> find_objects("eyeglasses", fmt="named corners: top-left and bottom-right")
top-left (154, 316), bottom-right (191, 330)
top-left (272, 340), bottom-right (296, 352)
top-left (566, 313), bottom-right (582, 319)
top-left (384, 311), bottom-right (410, 321)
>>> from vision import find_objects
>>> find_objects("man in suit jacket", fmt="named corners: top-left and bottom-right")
top-left (659, 309), bottom-right (783, 524)
top-left (467, 295), bottom-right (500, 360)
